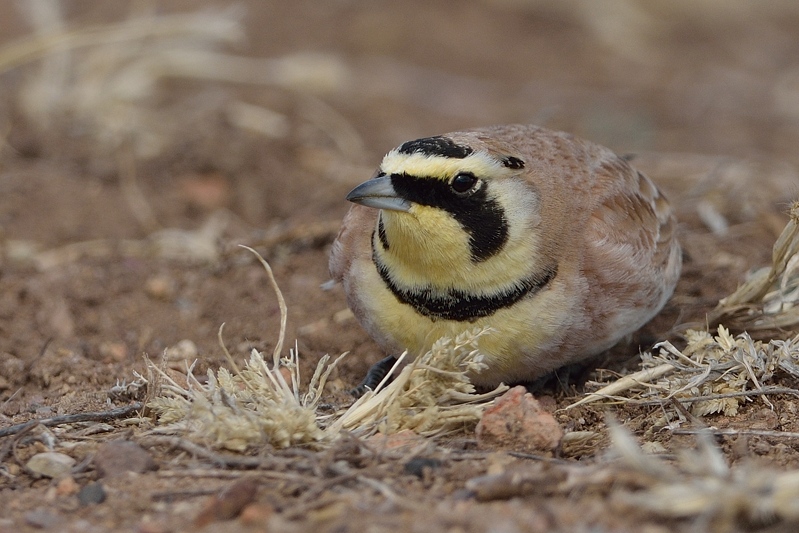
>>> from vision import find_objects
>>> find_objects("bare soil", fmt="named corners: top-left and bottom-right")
top-left (2, 2), bottom-right (799, 532)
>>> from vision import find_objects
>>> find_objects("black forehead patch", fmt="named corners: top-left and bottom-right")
top-left (502, 156), bottom-right (525, 169)
top-left (397, 136), bottom-right (473, 159)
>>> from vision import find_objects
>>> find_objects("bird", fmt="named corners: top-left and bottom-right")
top-left (329, 124), bottom-right (681, 392)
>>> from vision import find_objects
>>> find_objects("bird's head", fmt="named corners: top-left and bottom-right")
top-left (346, 134), bottom-right (546, 290)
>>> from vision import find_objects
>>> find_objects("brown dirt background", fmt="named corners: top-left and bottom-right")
top-left (1, 1), bottom-right (799, 532)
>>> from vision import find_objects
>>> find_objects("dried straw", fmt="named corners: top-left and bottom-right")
top-left (145, 249), bottom-right (505, 451)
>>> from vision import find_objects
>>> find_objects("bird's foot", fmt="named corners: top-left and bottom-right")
top-left (349, 355), bottom-right (398, 397)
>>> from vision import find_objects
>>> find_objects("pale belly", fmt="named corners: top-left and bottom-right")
top-left (349, 259), bottom-right (592, 387)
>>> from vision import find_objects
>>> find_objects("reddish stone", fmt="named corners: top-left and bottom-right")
top-left (476, 386), bottom-right (563, 453)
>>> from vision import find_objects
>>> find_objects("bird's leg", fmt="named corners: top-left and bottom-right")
top-left (349, 354), bottom-right (398, 397)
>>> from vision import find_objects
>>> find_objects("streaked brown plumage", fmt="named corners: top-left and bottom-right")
top-left (330, 124), bottom-right (681, 389)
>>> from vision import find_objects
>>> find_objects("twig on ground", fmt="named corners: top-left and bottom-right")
top-left (158, 468), bottom-right (309, 481)
top-left (671, 428), bottom-right (799, 439)
top-left (280, 494), bottom-right (346, 521)
top-left (292, 472), bottom-right (359, 508)
top-left (0, 402), bottom-right (143, 439)
top-left (0, 418), bottom-right (38, 463)
top-left (562, 363), bottom-right (675, 410)
top-left (150, 489), bottom-right (219, 502)
top-left (623, 387), bottom-right (799, 406)
top-left (358, 475), bottom-right (413, 507)
top-left (136, 435), bottom-right (282, 468)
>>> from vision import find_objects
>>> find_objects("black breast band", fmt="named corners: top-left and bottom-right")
top-left (373, 249), bottom-right (558, 322)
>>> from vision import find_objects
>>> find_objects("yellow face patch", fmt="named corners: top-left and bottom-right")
top-left (379, 150), bottom-right (514, 181)
top-left (377, 205), bottom-right (472, 287)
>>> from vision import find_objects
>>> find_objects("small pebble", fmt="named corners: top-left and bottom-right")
top-left (26, 452), bottom-right (75, 479)
top-left (239, 502), bottom-right (274, 526)
top-left (56, 476), bottom-right (80, 497)
top-left (194, 479), bottom-right (258, 527)
top-left (78, 482), bottom-right (107, 505)
top-left (144, 275), bottom-right (176, 300)
top-left (137, 518), bottom-right (170, 533)
top-left (366, 429), bottom-right (427, 452)
top-left (24, 508), bottom-right (61, 529)
top-left (403, 457), bottom-right (442, 478)
top-left (99, 341), bottom-right (128, 362)
top-left (94, 440), bottom-right (157, 478)
top-left (178, 172), bottom-right (231, 210)
top-left (641, 441), bottom-right (668, 455)
top-left (164, 339), bottom-right (198, 361)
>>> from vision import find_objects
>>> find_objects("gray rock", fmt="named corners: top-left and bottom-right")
top-left (94, 440), bottom-right (157, 478)
top-left (78, 482), bottom-right (107, 505)
top-left (24, 508), bottom-right (61, 529)
top-left (26, 452), bottom-right (75, 479)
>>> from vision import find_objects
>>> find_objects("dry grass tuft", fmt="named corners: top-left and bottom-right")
top-left (708, 201), bottom-right (799, 333)
top-left (145, 246), bottom-right (339, 451)
top-left (327, 328), bottom-right (509, 438)
top-left (145, 348), bottom-right (331, 451)
top-left (644, 327), bottom-right (798, 416)
top-left (145, 248), bottom-right (505, 451)
top-left (569, 326), bottom-right (799, 415)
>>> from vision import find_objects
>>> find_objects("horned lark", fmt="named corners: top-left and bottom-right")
top-left (330, 124), bottom-right (681, 391)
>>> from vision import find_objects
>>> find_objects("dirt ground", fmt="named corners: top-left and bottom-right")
top-left (2, 1), bottom-right (799, 532)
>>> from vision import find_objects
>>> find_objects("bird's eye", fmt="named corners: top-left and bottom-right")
top-left (450, 173), bottom-right (479, 194)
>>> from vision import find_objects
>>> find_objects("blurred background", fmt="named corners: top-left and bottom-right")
top-left (213, 0), bottom-right (799, 161)
top-left (2, 0), bottom-right (799, 231)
